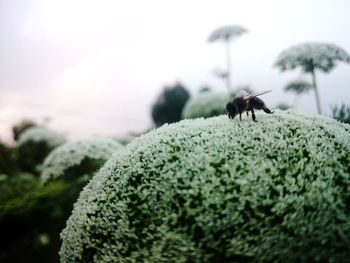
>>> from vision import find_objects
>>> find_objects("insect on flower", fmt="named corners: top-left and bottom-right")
top-left (226, 90), bottom-right (274, 122)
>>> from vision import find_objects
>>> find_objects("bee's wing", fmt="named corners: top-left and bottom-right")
top-left (244, 90), bottom-right (272, 100)
top-left (234, 89), bottom-right (249, 98)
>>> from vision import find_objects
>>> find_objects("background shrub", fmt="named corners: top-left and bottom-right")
top-left (60, 111), bottom-right (350, 262)
top-left (331, 103), bottom-right (350, 124)
top-left (182, 92), bottom-right (231, 119)
top-left (17, 127), bottom-right (66, 175)
top-left (151, 82), bottom-right (190, 127)
top-left (0, 141), bottom-right (18, 176)
top-left (0, 137), bottom-right (122, 263)
top-left (12, 119), bottom-right (37, 142)
top-left (41, 137), bottom-right (123, 184)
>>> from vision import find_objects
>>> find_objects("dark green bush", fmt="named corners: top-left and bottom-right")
top-left (60, 111), bottom-right (350, 262)
top-left (0, 141), bottom-right (18, 175)
top-left (151, 83), bottom-right (190, 127)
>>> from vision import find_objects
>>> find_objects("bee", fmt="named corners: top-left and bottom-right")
top-left (226, 90), bottom-right (274, 122)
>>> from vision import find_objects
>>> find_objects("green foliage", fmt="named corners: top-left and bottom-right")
top-left (17, 127), bottom-right (66, 174)
top-left (41, 137), bottom-right (123, 184)
top-left (1, 132), bottom-right (119, 262)
top-left (151, 83), bottom-right (191, 127)
top-left (182, 92), bottom-right (230, 119)
top-left (60, 111), bottom-right (350, 262)
top-left (0, 174), bottom-right (69, 263)
top-left (0, 141), bottom-right (18, 175)
top-left (331, 103), bottom-right (350, 124)
top-left (0, 174), bottom-right (67, 217)
top-left (275, 42), bottom-right (350, 73)
top-left (39, 137), bottom-right (124, 258)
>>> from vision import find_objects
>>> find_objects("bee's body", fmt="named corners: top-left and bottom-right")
top-left (226, 90), bottom-right (273, 122)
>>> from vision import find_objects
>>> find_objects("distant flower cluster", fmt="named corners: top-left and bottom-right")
top-left (208, 25), bottom-right (247, 42)
top-left (182, 92), bottom-right (231, 119)
top-left (17, 127), bottom-right (66, 148)
top-left (60, 111), bottom-right (350, 262)
top-left (275, 42), bottom-right (350, 73)
top-left (41, 137), bottom-right (123, 184)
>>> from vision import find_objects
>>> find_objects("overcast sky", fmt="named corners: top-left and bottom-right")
top-left (0, 0), bottom-right (349, 142)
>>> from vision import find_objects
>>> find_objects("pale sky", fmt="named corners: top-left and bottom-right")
top-left (0, 0), bottom-right (349, 142)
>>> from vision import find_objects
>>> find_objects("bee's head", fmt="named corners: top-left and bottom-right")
top-left (226, 102), bottom-right (237, 119)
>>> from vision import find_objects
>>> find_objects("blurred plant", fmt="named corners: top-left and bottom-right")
top-left (61, 111), bottom-right (350, 262)
top-left (212, 67), bottom-right (228, 86)
top-left (0, 141), bottom-right (18, 175)
top-left (1, 133), bottom-right (120, 262)
top-left (151, 82), bottom-right (190, 127)
top-left (208, 25), bottom-right (247, 93)
top-left (284, 79), bottom-right (313, 107)
top-left (0, 173), bottom-right (66, 217)
top-left (1, 137), bottom-right (123, 263)
top-left (275, 103), bottom-right (290, 110)
top-left (275, 42), bottom-right (350, 114)
top-left (41, 137), bottom-right (123, 184)
top-left (182, 92), bottom-right (231, 119)
top-left (38, 233), bottom-right (50, 246)
top-left (199, 85), bottom-right (211, 93)
top-left (41, 137), bottom-right (124, 227)
top-left (0, 174), bottom-right (68, 263)
top-left (331, 103), bottom-right (350, 124)
top-left (17, 127), bottom-right (65, 148)
top-left (12, 119), bottom-right (37, 141)
top-left (17, 127), bottom-right (66, 175)
top-left (115, 133), bottom-right (141, 146)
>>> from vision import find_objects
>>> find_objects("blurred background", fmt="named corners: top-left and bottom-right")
top-left (1, 0), bottom-right (349, 142)
top-left (0, 0), bottom-right (350, 262)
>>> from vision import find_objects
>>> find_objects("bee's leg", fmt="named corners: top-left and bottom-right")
top-left (239, 113), bottom-right (242, 121)
top-left (263, 106), bottom-right (274, 114)
top-left (251, 109), bottom-right (257, 122)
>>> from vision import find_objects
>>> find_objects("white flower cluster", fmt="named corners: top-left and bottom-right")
top-left (60, 111), bottom-right (350, 262)
top-left (17, 127), bottom-right (66, 148)
top-left (208, 25), bottom-right (247, 42)
top-left (41, 137), bottom-right (123, 184)
top-left (275, 42), bottom-right (350, 73)
top-left (182, 92), bottom-right (231, 119)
